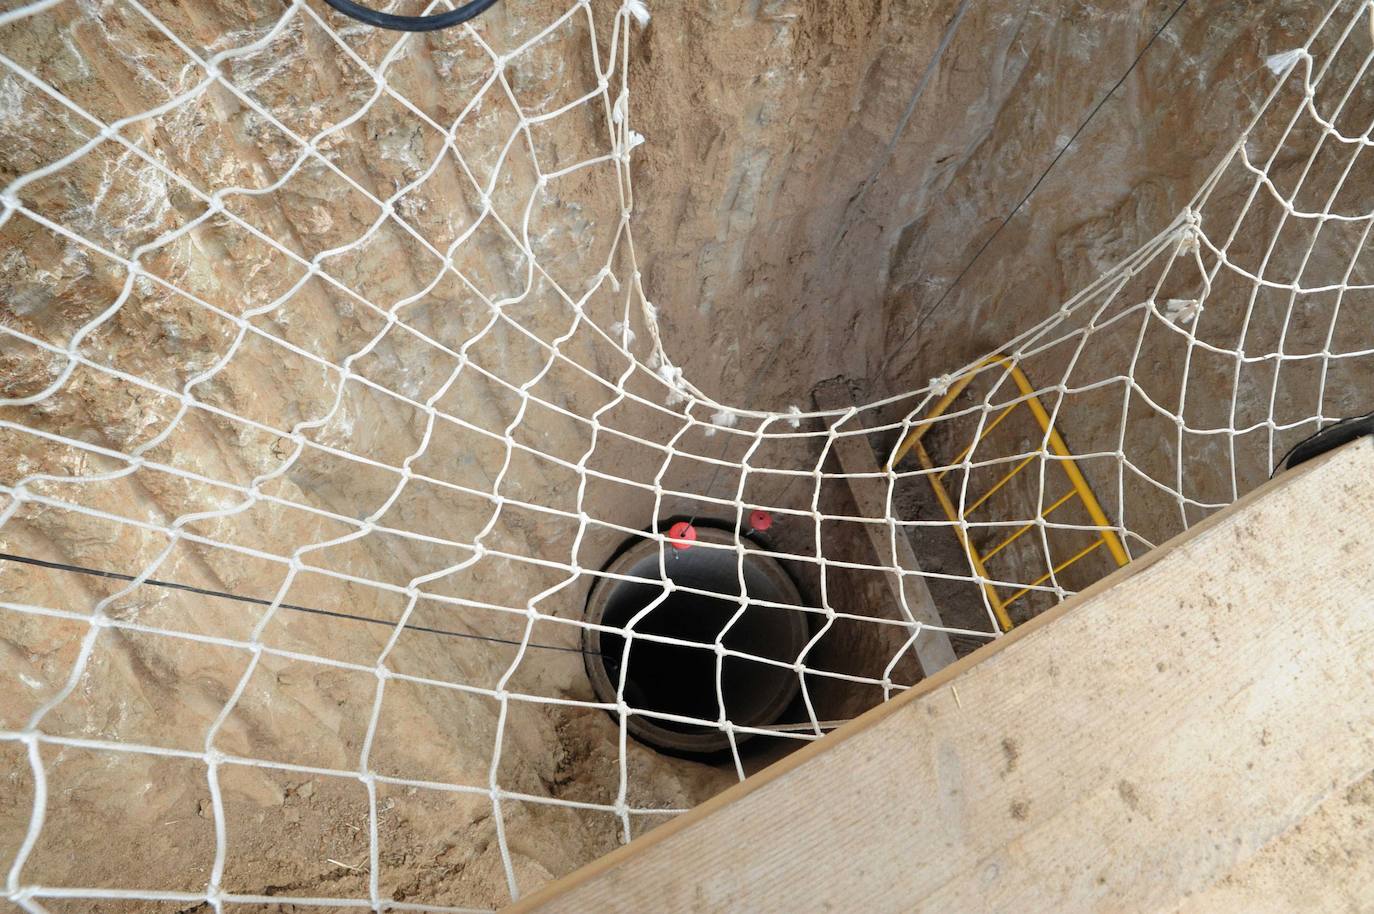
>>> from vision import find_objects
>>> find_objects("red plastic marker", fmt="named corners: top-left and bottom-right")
top-left (667, 520), bottom-right (697, 550)
top-left (748, 509), bottom-right (773, 532)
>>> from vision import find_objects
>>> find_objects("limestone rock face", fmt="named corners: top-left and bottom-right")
top-left (0, 0), bottom-right (1362, 909)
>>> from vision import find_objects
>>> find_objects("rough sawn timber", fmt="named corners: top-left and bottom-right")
top-left (811, 377), bottom-right (958, 676)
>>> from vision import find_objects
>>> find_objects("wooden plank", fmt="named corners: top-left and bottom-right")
top-left (505, 438), bottom-right (1374, 914)
top-left (811, 377), bottom-right (957, 676)
top-left (1173, 767), bottom-right (1374, 913)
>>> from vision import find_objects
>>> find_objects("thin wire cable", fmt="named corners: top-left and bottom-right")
top-left (882, 0), bottom-right (1192, 372)
top-left (0, 551), bottom-right (594, 656)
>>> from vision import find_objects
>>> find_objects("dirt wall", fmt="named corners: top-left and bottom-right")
top-left (0, 0), bottom-right (1355, 910)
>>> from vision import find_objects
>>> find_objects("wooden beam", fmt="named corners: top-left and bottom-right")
top-left (1173, 765), bottom-right (1374, 913)
top-left (811, 377), bottom-right (957, 676)
top-left (505, 438), bottom-right (1374, 914)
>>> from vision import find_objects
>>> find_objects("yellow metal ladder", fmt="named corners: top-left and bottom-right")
top-left (889, 354), bottom-right (1129, 632)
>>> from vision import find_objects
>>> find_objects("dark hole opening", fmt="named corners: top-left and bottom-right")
top-left (584, 531), bottom-right (810, 756)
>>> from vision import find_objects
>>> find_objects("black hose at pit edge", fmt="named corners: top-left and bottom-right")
top-left (319, 0), bottom-right (499, 32)
top-left (1273, 410), bottom-right (1374, 475)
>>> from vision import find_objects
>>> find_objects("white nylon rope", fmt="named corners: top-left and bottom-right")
top-left (2, 0), bottom-right (1371, 910)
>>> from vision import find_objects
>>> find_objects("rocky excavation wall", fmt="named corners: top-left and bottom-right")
top-left (0, 0), bottom-right (1357, 909)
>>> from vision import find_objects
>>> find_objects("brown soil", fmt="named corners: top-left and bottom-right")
top-left (0, 0), bottom-right (1350, 910)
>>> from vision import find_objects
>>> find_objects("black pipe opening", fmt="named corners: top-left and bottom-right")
top-left (582, 526), bottom-right (809, 757)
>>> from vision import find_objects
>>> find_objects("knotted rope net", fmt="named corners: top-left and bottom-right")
top-left (2, 0), bottom-right (1372, 909)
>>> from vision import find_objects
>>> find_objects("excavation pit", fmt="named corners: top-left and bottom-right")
top-left (583, 526), bottom-right (810, 756)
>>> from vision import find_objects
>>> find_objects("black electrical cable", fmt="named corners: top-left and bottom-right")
top-left (319, 0), bottom-right (499, 32)
top-left (0, 550), bottom-right (591, 656)
top-left (883, 0), bottom-right (1191, 371)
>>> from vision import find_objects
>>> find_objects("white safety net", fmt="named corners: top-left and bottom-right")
top-left (2, 0), bottom-right (1372, 909)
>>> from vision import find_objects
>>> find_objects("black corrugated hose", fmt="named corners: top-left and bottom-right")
top-left (320, 0), bottom-right (499, 32)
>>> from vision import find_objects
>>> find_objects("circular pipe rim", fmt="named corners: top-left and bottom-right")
top-left (582, 526), bottom-right (808, 756)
